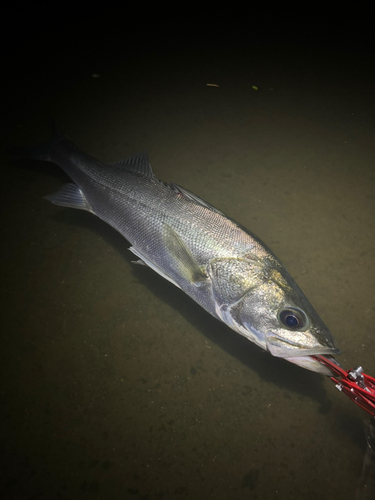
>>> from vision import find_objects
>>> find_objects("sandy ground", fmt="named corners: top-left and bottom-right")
top-left (2, 12), bottom-right (374, 500)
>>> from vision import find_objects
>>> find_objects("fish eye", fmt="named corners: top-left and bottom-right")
top-left (279, 308), bottom-right (307, 330)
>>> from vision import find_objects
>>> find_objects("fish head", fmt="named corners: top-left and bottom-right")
top-left (208, 257), bottom-right (340, 374)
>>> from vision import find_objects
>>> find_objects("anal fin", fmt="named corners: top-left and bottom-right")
top-left (44, 183), bottom-right (94, 213)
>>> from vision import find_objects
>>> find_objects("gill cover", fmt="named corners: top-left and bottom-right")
top-left (207, 257), bottom-right (340, 359)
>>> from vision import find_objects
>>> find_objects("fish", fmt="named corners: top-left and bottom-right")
top-left (12, 127), bottom-right (340, 375)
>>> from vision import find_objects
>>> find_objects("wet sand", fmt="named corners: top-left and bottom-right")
top-left (2, 13), bottom-right (374, 500)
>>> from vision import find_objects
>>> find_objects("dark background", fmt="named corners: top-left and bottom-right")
top-left (2, 5), bottom-right (374, 500)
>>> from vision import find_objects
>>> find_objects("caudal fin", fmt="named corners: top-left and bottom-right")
top-left (7, 123), bottom-right (65, 162)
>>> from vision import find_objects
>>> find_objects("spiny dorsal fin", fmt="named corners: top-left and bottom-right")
top-left (113, 152), bottom-right (154, 177)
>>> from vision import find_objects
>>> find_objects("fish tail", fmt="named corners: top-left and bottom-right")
top-left (7, 122), bottom-right (65, 162)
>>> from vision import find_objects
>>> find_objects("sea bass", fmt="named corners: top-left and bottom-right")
top-left (14, 128), bottom-right (340, 375)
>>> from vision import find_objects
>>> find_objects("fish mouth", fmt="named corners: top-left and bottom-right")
top-left (265, 332), bottom-right (340, 358)
top-left (284, 354), bottom-right (341, 375)
top-left (265, 331), bottom-right (341, 374)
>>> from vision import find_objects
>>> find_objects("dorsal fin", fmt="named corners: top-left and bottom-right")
top-left (113, 152), bottom-right (154, 177)
top-left (169, 183), bottom-right (225, 215)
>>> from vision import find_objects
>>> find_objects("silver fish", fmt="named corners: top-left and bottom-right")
top-left (14, 128), bottom-right (340, 375)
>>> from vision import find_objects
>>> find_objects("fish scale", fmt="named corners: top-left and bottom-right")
top-left (12, 127), bottom-right (340, 375)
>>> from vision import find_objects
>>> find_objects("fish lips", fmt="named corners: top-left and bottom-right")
top-left (265, 331), bottom-right (341, 358)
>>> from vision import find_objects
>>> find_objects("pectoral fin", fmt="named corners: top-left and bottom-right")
top-left (163, 224), bottom-right (207, 285)
top-left (129, 226), bottom-right (206, 288)
top-left (129, 246), bottom-right (181, 289)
